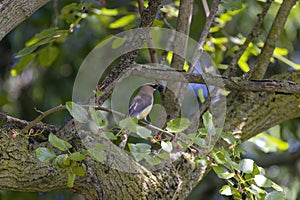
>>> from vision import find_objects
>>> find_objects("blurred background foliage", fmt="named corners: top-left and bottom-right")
top-left (0, 0), bottom-right (300, 199)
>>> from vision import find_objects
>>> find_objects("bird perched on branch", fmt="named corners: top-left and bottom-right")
top-left (119, 83), bottom-right (164, 149)
top-left (126, 83), bottom-right (164, 121)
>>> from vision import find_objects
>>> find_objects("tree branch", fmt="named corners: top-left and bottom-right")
top-left (0, 0), bottom-right (51, 42)
top-left (248, 0), bottom-right (298, 79)
top-left (130, 64), bottom-right (300, 94)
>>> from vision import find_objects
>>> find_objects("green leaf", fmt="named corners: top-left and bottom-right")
top-left (25, 27), bottom-right (69, 47)
top-left (136, 126), bottom-right (152, 139)
top-left (265, 191), bottom-right (285, 200)
top-left (67, 169), bottom-right (76, 188)
top-left (87, 143), bottom-right (107, 163)
top-left (52, 154), bottom-right (71, 168)
top-left (99, 8), bottom-right (119, 16)
top-left (249, 133), bottom-right (289, 153)
top-left (66, 101), bottom-right (89, 123)
top-left (202, 111), bottom-right (216, 135)
top-left (219, 185), bottom-right (232, 196)
top-left (145, 155), bottom-right (161, 166)
top-left (193, 137), bottom-right (206, 147)
top-left (103, 132), bottom-right (117, 140)
top-left (69, 152), bottom-right (85, 161)
top-left (112, 36), bottom-right (127, 49)
top-left (166, 118), bottom-right (191, 133)
top-left (37, 46), bottom-right (59, 67)
top-left (49, 132), bottom-right (72, 151)
top-left (72, 166), bottom-right (85, 176)
top-left (16, 45), bottom-right (39, 58)
top-left (36, 147), bottom-right (57, 162)
top-left (239, 159), bottom-right (254, 173)
top-left (11, 54), bottom-right (35, 76)
top-left (211, 149), bottom-right (226, 164)
top-left (119, 117), bottom-right (138, 132)
top-left (128, 143), bottom-right (151, 162)
top-left (89, 106), bottom-right (106, 127)
top-left (254, 175), bottom-right (273, 187)
top-left (109, 14), bottom-right (136, 29)
top-left (156, 152), bottom-right (170, 160)
top-left (212, 166), bottom-right (235, 179)
top-left (161, 141), bottom-right (173, 153)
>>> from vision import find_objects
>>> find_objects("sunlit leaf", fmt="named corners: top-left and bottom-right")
top-left (254, 175), bottom-right (272, 187)
top-left (249, 133), bottom-right (289, 153)
top-left (109, 14), bottom-right (136, 29)
top-left (239, 159), bottom-right (254, 173)
top-left (161, 141), bottom-right (173, 153)
top-left (166, 118), bottom-right (191, 133)
top-left (219, 185), bottom-right (232, 196)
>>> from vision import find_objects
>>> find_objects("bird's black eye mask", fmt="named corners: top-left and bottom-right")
top-left (156, 85), bottom-right (164, 92)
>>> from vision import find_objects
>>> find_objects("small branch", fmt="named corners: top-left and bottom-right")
top-left (224, 0), bottom-right (273, 76)
top-left (21, 105), bottom-right (66, 134)
top-left (201, 0), bottom-right (210, 17)
top-left (189, 0), bottom-right (220, 73)
top-left (171, 0), bottom-right (194, 70)
top-left (248, 0), bottom-right (298, 79)
top-left (0, 112), bottom-right (57, 133)
top-left (137, 0), bottom-right (158, 64)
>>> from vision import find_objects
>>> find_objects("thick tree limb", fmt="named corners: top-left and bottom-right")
top-left (130, 64), bottom-right (300, 95)
top-left (0, 0), bottom-right (51, 42)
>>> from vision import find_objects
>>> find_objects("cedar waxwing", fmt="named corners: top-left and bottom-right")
top-left (119, 83), bottom-right (163, 148)
top-left (126, 83), bottom-right (163, 121)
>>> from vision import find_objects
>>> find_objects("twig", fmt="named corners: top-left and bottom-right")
top-left (137, 0), bottom-right (158, 64)
top-left (189, 0), bottom-right (221, 73)
top-left (171, 0), bottom-right (194, 70)
top-left (21, 105), bottom-right (66, 134)
top-left (224, 0), bottom-right (273, 76)
top-left (248, 0), bottom-right (298, 79)
top-left (201, 0), bottom-right (210, 17)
